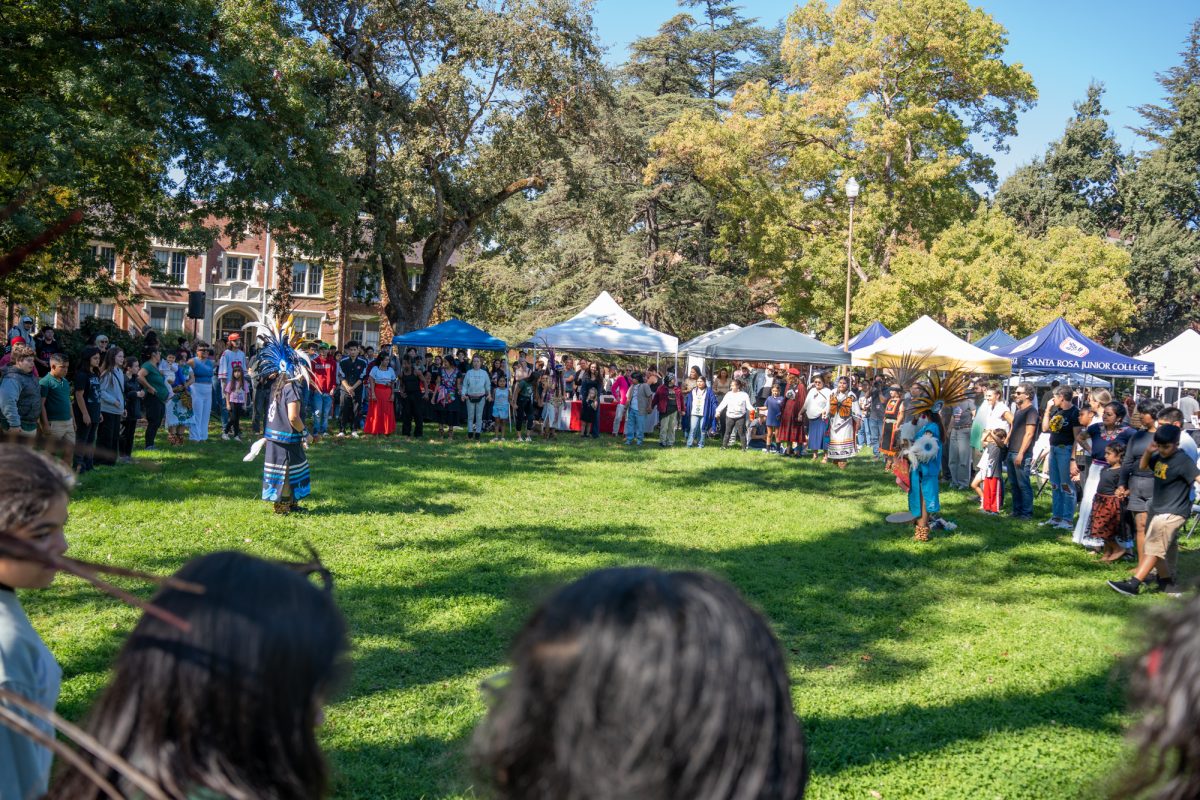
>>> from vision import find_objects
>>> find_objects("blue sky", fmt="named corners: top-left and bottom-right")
top-left (590, 0), bottom-right (1199, 182)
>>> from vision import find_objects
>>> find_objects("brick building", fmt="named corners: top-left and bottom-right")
top-left (23, 220), bottom-right (429, 351)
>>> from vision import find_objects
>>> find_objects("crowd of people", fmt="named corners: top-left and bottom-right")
top-left (1, 437), bottom-right (1200, 800)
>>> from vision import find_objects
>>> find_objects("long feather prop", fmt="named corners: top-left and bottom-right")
top-left (0, 531), bottom-right (202, 632)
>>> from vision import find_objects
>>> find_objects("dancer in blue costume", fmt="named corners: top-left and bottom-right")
top-left (907, 409), bottom-right (943, 541)
top-left (242, 316), bottom-right (315, 515)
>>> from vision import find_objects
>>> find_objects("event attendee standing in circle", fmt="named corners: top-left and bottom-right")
top-left (364, 353), bottom-right (397, 436)
top-left (803, 374), bottom-right (831, 461)
top-left (188, 344), bottom-right (215, 441)
top-left (827, 375), bottom-right (857, 468)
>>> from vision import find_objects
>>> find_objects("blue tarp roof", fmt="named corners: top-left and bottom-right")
top-left (973, 328), bottom-right (1018, 352)
top-left (391, 318), bottom-right (507, 351)
top-left (993, 317), bottom-right (1154, 377)
top-left (846, 320), bottom-right (892, 351)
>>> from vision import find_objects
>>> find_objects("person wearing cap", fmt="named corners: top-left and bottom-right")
top-left (218, 333), bottom-right (248, 434)
top-left (1108, 424), bottom-right (1200, 597)
top-left (308, 342), bottom-right (337, 439)
top-left (6, 314), bottom-right (34, 345)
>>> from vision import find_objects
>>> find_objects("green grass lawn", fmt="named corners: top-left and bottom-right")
top-left (26, 433), bottom-right (1185, 798)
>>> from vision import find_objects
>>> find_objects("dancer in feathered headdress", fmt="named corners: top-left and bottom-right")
top-left (242, 316), bottom-right (316, 514)
top-left (893, 360), bottom-right (969, 541)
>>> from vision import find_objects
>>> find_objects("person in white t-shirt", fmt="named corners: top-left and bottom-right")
top-left (715, 379), bottom-right (752, 451)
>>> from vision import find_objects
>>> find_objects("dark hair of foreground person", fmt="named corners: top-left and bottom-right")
top-left (473, 566), bottom-right (808, 800)
top-left (47, 550), bottom-right (348, 800)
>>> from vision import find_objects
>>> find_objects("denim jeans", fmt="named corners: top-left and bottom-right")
top-left (1006, 452), bottom-right (1034, 517)
top-left (686, 415), bottom-right (706, 447)
top-left (311, 392), bottom-right (333, 435)
top-left (215, 382), bottom-right (227, 427)
top-left (860, 416), bottom-right (881, 457)
top-left (1049, 444), bottom-right (1076, 521)
top-left (625, 408), bottom-right (646, 444)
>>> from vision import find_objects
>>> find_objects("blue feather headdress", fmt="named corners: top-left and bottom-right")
top-left (244, 316), bottom-right (315, 387)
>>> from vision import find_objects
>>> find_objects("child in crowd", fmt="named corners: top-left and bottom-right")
top-left (492, 374), bottom-right (511, 442)
top-left (583, 386), bottom-right (599, 440)
top-left (163, 351), bottom-right (194, 446)
top-left (765, 384), bottom-right (784, 454)
top-left (223, 363), bottom-right (250, 441)
top-left (0, 445), bottom-right (71, 800)
top-left (972, 428), bottom-right (1008, 514)
top-left (1090, 441), bottom-right (1127, 562)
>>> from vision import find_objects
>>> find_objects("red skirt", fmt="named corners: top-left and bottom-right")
top-left (365, 385), bottom-right (395, 435)
top-left (1089, 493), bottom-right (1123, 540)
top-left (779, 398), bottom-right (805, 443)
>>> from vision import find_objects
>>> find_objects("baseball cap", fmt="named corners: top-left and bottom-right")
top-left (227, 332), bottom-right (241, 342)
top-left (9, 336), bottom-right (25, 346)
top-left (20, 315), bottom-right (33, 323)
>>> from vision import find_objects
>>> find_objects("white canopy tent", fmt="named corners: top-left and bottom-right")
top-left (851, 315), bottom-right (1012, 374)
top-left (1135, 329), bottom-right (1200, 402)
top-left (521, 291), bottom-right (679, 355)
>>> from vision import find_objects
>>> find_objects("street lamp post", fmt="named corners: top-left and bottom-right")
top-left (843, 177), bottom-right (859, 351)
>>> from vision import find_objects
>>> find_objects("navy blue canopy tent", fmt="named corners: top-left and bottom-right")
top-left (972, 328), bottom-right (1017, 352)
top-left (994, 317), bottom-right (1153, 377)
top-left (392, 318), bottom-right (507, 351)
top-left (846, 320), bottom-right (892, 352)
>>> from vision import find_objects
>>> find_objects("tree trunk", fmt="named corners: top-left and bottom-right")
top-left (381, 222), bottom-right (472, 334)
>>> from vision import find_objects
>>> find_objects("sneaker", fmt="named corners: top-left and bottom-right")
top-left (1053, 520), bottom-right (1074, 530)
top-left (337, 432), bottom-right (346, 438)
top-left (221, 433), bottom-right (231, 441)
top-left (1038, 518), bottom-right (1060, 527)
top-left (1107, 578), bottom-right (1143, 597)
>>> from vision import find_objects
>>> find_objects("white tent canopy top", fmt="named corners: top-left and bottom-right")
top-left (520, 291), bottom-right (679, 355)
top-left (1139, 329), bottom-right (1200, 383)
top-left (851, 315), bottom-right (1013, 375)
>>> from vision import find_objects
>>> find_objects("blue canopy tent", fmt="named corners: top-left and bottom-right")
top-left (994, 317), bottom-right (1154, 377)
top-left (973, 328), bottom-right (1017, 352)
top-left (391, 318), bottom-right (508, 351)
top-left (846, 320), bottom-right (892, 351)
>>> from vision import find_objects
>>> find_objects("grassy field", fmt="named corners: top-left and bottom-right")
top-left (26, 432), bottom-right (1186, 799)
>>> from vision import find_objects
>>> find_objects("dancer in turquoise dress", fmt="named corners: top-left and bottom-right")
top-left (907, 409), bottom-right (943, 541)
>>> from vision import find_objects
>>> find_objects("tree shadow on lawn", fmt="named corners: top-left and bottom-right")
top-left (319, 513), bottom-right (1137, 797)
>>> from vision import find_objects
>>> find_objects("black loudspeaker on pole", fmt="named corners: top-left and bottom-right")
top-left (187, 291), bottom-right (206, 320)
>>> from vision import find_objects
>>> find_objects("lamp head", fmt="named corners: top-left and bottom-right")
top-left (845, 176), bottom-right (860, 199)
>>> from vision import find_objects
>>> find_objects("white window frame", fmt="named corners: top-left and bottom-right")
top-left (92, 245), bottom-right (117, 279)
top-left (292, 314), bottom-right (322, 340)
top-left (78, 302), bottom-right (115, 322)
top-left (222, 253), bottom-right (257, 283)
top-left (146, 303), bottom-right (187, 333)
top-left (291, 261), bottom-right (323, 297)
top-left (349, 317), bottom-right (381, 350)
top-left (352, 271), bottom-right (382, 303)
top-left (151, 249), bottom-right (188, 287)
